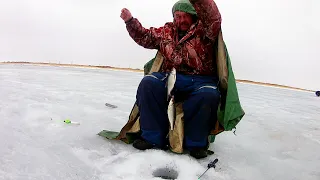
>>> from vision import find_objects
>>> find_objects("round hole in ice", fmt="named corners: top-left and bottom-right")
top-left (153, 167), bottom-right (178, 179)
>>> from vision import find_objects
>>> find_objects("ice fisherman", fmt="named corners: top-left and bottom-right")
top-left (120, 0), bottom-right (223, 159)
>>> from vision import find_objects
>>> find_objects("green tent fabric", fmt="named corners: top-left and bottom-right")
top-left (217, 44), bottom-right (244, 131)
top-left (143, 58), bottom-right (155, 75)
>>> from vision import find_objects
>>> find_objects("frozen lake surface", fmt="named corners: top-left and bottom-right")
top-left (0, 64), bottom-right (319, 180)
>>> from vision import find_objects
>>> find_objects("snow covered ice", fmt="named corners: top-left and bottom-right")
top-left (0, 64), bottom-right (319, 180)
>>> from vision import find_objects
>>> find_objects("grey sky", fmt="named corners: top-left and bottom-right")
top-left (0, 0), bottom-right (319, 90)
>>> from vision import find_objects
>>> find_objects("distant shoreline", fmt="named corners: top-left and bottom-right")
top-left (0, 61), bottom-right (314, 92)
top-left (0, 61), bottom-right (143, 73)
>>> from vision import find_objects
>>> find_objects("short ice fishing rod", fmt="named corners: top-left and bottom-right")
top-left (198, 158), bottom-right (218, 180)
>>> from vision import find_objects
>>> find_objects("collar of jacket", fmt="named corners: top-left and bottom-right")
top-left (175, 21), bottom-right (198, 45)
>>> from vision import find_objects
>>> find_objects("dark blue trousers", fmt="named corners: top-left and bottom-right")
top-left (136, 72), bottom-right (220, 150)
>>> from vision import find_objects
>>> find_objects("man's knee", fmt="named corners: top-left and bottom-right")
top-left (195, 88), bottom-right (220, 104)
top-left (138, 75), bottom-right (162, 91)
top-left (136, 74), bottom-right (167, 104)
top-left (138, 73), bottom-right (165, 90)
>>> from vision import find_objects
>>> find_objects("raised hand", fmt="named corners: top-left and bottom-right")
top-left (120, 8), bottom-right (133, 22)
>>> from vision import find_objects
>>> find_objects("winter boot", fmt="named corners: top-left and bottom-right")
top-left (132, 139), bottom-right (155, 150)
top-left (190, 148), bottom-right (208, 159)
top-left (133, 138), bottom-right (169, 151)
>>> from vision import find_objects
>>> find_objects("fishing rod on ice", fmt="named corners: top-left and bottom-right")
top-left (198, 158), bottom-right (218, 180)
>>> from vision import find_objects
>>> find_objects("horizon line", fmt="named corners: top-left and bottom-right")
top-left (0, 61), bottom-right (315, 92)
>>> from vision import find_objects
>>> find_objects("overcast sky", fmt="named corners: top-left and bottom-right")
top-left (0, 0), bottom-right (319, 90)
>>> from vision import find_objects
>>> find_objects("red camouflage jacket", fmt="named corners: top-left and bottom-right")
top-left (125, 0), bottom-right (222, 76)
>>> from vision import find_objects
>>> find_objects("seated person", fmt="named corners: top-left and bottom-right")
top-left (120, 0), bottom-right (222, 159)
